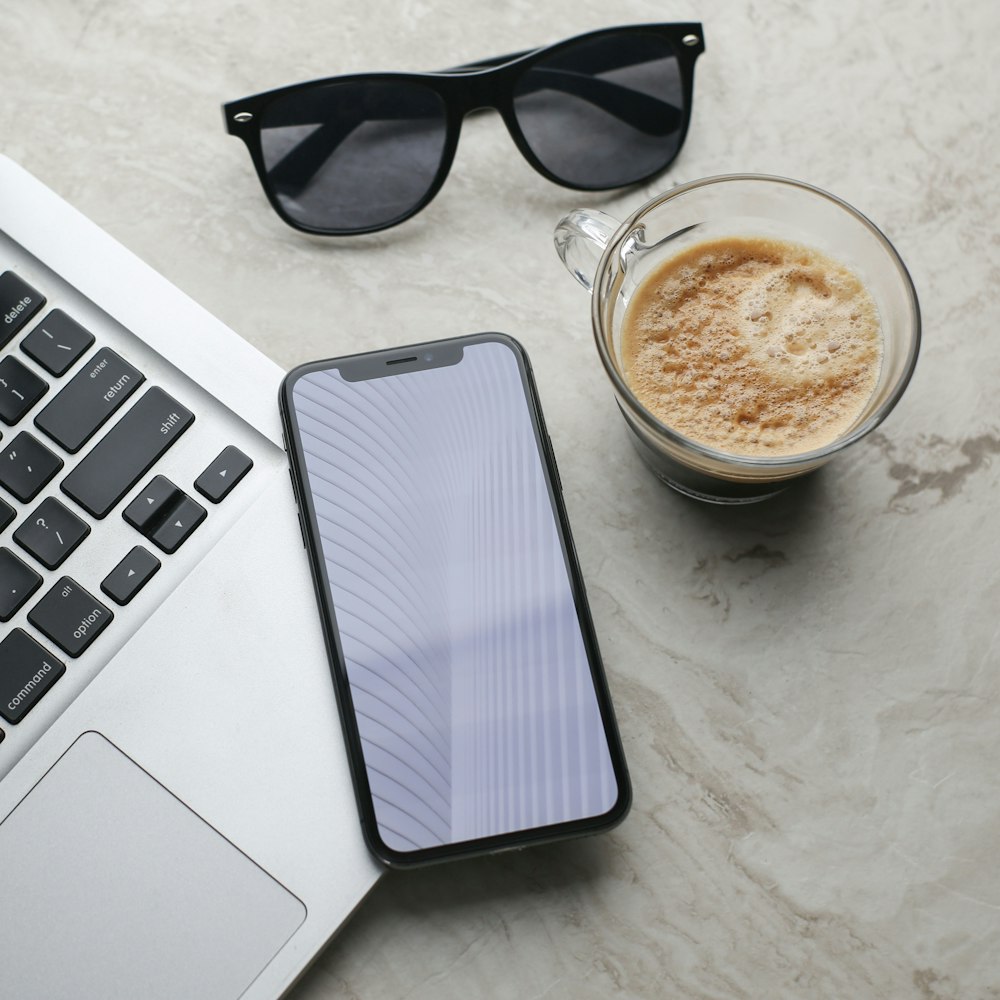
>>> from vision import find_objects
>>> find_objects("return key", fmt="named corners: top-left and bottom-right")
top-left (34, 348), bottom-right (144, 453)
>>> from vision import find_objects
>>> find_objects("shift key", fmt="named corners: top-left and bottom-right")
top-left (35, 348), bottom-right (144, 453)
top-left (62, 387), bottom-right (194, 518)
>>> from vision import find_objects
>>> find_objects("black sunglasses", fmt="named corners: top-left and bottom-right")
top-left (224, 23), bottom-right (705, 236)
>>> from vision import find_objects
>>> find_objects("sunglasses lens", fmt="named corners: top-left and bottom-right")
top-left (258, 80), bottom-right (449, 233)
top-left (512, 31), bottom-right (685, 189)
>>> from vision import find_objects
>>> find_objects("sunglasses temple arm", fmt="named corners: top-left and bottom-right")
top-left (514, 68), bottom-right (682, 135)
top-left (266, 100), bottom-right (455, 199)
top-left (262, 54), bottom-right (537, 194)
top-left (444, 54), bottom-right (682, 135)
top-left (265, 60), bottom-right (682, 195)
top-left (264, 110), bottom-right (369, 195)
top-left (440, 49), bottom-right (535, 72)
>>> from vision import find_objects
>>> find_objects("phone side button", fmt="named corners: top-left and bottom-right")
top-left (296, 511), bottom-right (307, 548)
top-left (546, 434), bottom-right (563, 492)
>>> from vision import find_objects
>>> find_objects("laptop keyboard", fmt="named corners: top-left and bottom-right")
top-left (0, 268), bottom-right (254, 750)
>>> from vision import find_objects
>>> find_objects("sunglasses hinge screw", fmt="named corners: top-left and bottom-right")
top-left (233, 112), bottom-right (254, 123)
top-left (682, 34), bottom-right (700, 46)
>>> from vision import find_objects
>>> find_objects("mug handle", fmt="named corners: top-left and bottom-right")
top-left (553, 209), bottom-right (621, 295)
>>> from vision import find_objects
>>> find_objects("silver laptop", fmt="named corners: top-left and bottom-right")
top-left (0, 155), bottom-right (381, 999)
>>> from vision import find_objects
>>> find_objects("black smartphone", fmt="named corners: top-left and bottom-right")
top-left (280, 332), bottom-right (630, 867)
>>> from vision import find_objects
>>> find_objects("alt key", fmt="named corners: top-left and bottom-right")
top-left (28, 577), bottom-right (113, 658)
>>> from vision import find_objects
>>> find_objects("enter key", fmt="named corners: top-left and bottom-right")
top-left (34, 347), bottom-right (144, 453)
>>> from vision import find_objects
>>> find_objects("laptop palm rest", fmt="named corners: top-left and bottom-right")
top-left (0, 731), bottom-right (306, 1000)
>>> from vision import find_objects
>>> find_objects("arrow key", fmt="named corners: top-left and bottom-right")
top-left (195, 446), bottom-right (253, 503)
top-left (149, 494), bottom-right (206, 554)
top-left (123, 475), bottom-right (182, 533)
top-left (123, 477), bottom-right (206, 554)
top-left (101, 545), bottom-right (161, 605)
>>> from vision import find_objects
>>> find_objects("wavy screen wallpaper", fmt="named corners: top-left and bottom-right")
top-left (292, 341), bottom-right (618, 851)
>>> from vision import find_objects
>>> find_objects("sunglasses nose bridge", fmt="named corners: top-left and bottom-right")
top-left (451, 70), bottom-right (509, 117)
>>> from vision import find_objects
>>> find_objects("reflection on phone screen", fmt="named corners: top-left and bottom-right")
top-left (291, 341), bottom-right (619, 853)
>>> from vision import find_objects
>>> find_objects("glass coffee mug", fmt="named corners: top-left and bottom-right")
top-left (554, 174), bottom-right (921, 502)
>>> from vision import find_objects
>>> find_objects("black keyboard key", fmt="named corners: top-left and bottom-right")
top-left (20, 310), bottom-right (95, 376)
top-left (124, 476), bottom-right (205, 552)
top-left (0, 547), bottom-right (42, 621)
top-left (0, 272), bottom-right (46, 348)
top-left (101, 546), bottom-right (160, 605)
top-left (123, 475), bottom-right (182, 533)
top-left (195, 446), bottom-right (253, 503)
top-left (0, 431), bottom-right (63, 503)
top-left (28, 577), bottom-right (113, 658)
top-left (148, 495), bottom-right (206, 554)
top-left (61, 387), bottom-right (194, 518)
top-left (0, 356), bottom-right (48, 425)
top-left (0, 629), bottom-right (65, 724)
top-left (34, 348), bottom-right (144, 453)
top-left (0, 497), bottom-right (13, 532)
top-left (13, 497), bottom-right (90, 570)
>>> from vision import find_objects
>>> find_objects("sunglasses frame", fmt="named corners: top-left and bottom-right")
top-left (224, 23), bottom-right (706, 236)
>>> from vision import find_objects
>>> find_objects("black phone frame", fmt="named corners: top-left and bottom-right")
top-left (280, 331), bottom-right (631, 867)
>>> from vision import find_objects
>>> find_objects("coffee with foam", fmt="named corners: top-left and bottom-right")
top-left (621, 236), bottom-right (882, 457)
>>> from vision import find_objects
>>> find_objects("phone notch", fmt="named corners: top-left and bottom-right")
top-left (339, 342), bottom-right (464, 382)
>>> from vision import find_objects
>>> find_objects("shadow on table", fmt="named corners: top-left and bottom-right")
top-left (303, 835), bottom-right (618, 992)
top-left (382, 831), bottom-right (616, 912)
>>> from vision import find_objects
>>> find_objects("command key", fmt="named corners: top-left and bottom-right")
top-left (0, 629), bottom-right (65, 724)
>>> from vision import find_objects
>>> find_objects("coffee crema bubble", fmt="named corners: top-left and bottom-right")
top-left (620, 235), bottom-right (883, 457)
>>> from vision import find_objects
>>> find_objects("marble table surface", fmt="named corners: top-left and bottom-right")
top-left (4, 0), bottom-right (999, 996)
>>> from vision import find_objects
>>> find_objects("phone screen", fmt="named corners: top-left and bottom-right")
top-left (287, 336), bottom-right (627, 859)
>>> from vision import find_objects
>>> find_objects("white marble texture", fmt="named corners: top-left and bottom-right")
top-left (3, 0), bottom-right (999, 996)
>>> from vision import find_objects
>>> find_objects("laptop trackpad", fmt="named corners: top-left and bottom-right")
top-left (0, 732), bottom-right (306, 1000)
